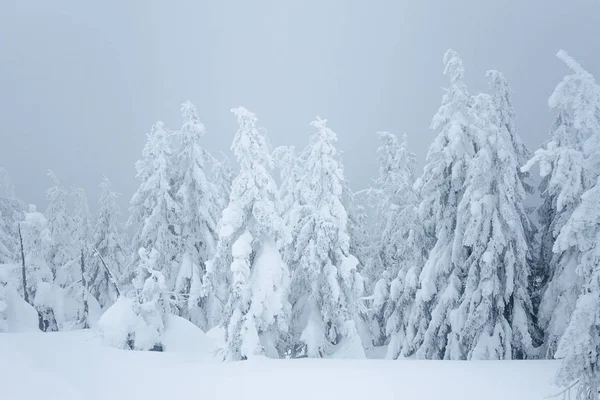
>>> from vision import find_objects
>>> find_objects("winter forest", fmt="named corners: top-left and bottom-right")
top-left (1, 47), bottom-right (600, 399)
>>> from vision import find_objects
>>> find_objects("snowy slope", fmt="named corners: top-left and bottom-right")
top-left (0, 329), bottom-right (560, 400)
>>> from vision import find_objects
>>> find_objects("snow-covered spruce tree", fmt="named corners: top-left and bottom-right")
top-left (0, 168), bottom-right (23, 266)
top-left (69, 188), bottom-right (92, 328)
top-left (45, 171), bottom-right (75, 288)
top-left (522, 50), bottom-right (600, 358)
top-left (201, 153), bottom-right (236, 330)
top-left (407, 49), bottom-right (478, 360)
top-left (131, 247), bottom-right (170, 351)
top-left (20, 205), bottom-right (58, 332)
top-left (91, 177), bottom-right (128, 308)
top-left (199, 153), bottom-right (235, 330)
top-left (553, 176), bottom-right (600, 400)
top-left (286, 117), bottom-right (365, 359)
top-left (210, 153), bottom-right (234, 212)
top-left (129, 121), bottom-right (180, 300)
top-left (205, 107), bottom-right (290, 361)
top-left (363, 133), bottom-right (429, 358)
top-left (172, 101), bottom-right (221, 329)
top-left (273, 145), bottom-right (300, 227)
top-left (444, 73), bottom-right (535, 360)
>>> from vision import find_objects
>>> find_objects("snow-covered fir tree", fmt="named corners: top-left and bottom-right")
top-left (198, 154), bottom-right (235, 329)
top-left (0, 168), bottom-right (23, 266)
top-left (554, 177), bottom-right (600, 400)
top-left (361, 132), bottom-right (428, 358)
top-left (444, 72), bottom-right (535, 360)
top-left (172, 101), bottom-right (221, 329)
top-left (91, 178), bottom-right (127, 308)
top-left (522, 50), bottom-right (600, 358)
top-left (365, 132), bottom-right (418, 346)
top-left (129, 121), bottom-right (180, 300)
top-left (20, 205), bottom-right (57, 332)
top-left (131, 247), bottom-right (170, 351)
top-left (45, 171), bottom-right (76, 289)
top-left (273, 145), bottom-right (300, 226)
top-left (68, 188), bottom-right (92, 328)
top-left (205, 107), bottom-right (290, 361)
top-left (286, 117), bottom-right (365, 358)
top-left (406, 49), bottom-right (478, 359)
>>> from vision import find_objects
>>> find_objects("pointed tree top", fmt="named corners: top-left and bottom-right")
top-left (231, 106), bottom-right (257, 127)
top-left (181, 101), bottom-right (205, 136)
top-left (443, 49), bottom-right (465, 84)
top-left (0, 167), bottom-right (15, 200)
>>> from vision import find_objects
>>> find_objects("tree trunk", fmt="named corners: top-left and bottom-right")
top-left (80, 248), bottom-right (89, 329)
top-left (18, 224), bottom-right (28, 304)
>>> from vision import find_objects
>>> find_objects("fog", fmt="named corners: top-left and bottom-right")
top-left (1, 0), bottom-right (599, 211)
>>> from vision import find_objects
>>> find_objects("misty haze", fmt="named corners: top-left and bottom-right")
top-left (1, 1), bottom-right (600, 400)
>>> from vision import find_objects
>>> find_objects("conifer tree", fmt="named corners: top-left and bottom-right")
top-left (129, 122), bottom-right (180, 298)
top-left (173, 102), bottom-right (221, 329)
top-left (45, 171), bottom-right (75, 287)
top-left (522, 50), bottom-right (600, 358)
top-left (71, 188), bottom-right (92, 328)
top-left (21, 205), bottom-right (57, 332)
top-left (445, 72), bottom-right (535, 360)
top-left (408, 49), bottom-right (478, 359)
top-left (287, 117), bottom-right (365, 358)
top-left (91, 178), bottom-right (128, 308)
top-left (0, 168), bottom-right (23, 266)
top-left (205, 107), bottom-right (290, 360)
top-left (554, 178), bottom-right (600, 400)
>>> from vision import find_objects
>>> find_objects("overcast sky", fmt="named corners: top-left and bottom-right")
top-left (1, 0), bottom-right (600, 213)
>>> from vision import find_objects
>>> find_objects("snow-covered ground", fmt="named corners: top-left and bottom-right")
top-left (0, 326), bottom-right (560, 400)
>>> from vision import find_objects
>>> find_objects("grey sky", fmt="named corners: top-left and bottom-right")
top-left (1, 0), bottom-right (599, 213)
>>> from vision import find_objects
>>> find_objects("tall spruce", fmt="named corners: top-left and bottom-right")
top-left (205, 107), bottom-right (290, 360)
top-left (287, 118), bottom-right (365, 358)
top-left (522, 50), bottom-right (600, 358)
top-left (91, 178), bottom-right (128, 308)
top-left (407, 49), bottom-right (478, 359)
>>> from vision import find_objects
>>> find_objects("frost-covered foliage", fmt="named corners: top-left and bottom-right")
top-left (523, 50), bottom-right (600, 358)
top-left (554, 178), bottom-right (600, 400)
top-left (68, 188), bottom-right (92, 329)
top-left (364, 133), bottom-right (429, 358)
top-left (129, 122), bottom-right (180, 296)
top-left (91, 178), bottom-right (128, 308)
top-left (0, 265), bottom-right (39, 333)
top-left (0, 169), bottom-right (23, 265)
top-left (0, 269), bottom-right (8, 332)
top-left (286, 117), bottom-right (365, 358)
top-left (172, 102), bottom-right (221, 329)
top-left (204, 107), bottom-right (290, 361)
top-left (364, 132), bottom-right (418, 347)
top-left (445, 71), bottom-right (535, 360)
top-left (45, 171), bottom-right (75, 287)
top-left (20, 205), bottom-right (57, 332)
top-left (407, 49), bottom-right (478, 359)
top-left (273, 145), bottom-right (301, 223)
top-left (100, 249), bottom-right (169, 352)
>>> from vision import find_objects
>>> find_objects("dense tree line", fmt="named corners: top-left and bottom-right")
top-left (0, 49), bottom-right (599, 398)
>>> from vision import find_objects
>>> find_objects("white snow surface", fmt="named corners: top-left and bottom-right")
top-left (0, 328), bottom-right (559, 400)
top-left (1, 287), bottom-right (39, 333)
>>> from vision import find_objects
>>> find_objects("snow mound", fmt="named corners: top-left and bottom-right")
top-left (99, 297), bottom-right (216, 354)
top-left (163, 315), bottom-right (217, 354)
top-left (3, 287), bottom-right (40, 332)
top-left (0, 265), bottom-right (39, 332)
top-left (87, 293), bottom-right (102, 329)
top-left (98, 297), bottom-right (137, 349)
